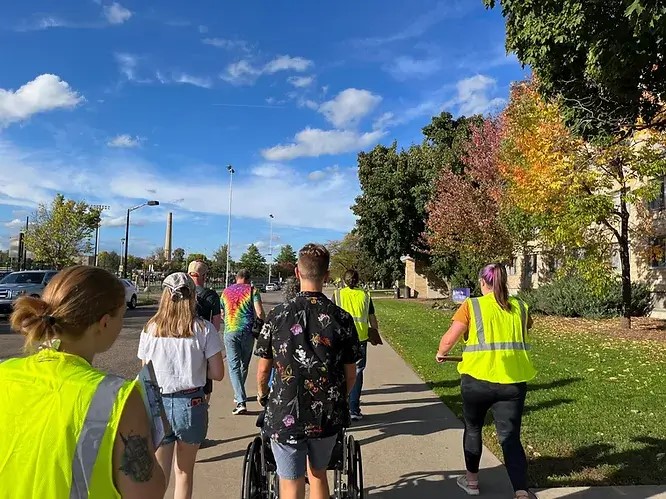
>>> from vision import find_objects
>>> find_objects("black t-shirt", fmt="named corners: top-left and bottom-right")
top-left (254, 291), bottom-right (362, 443)
top-left (195, 286), bottom-right (221, 322)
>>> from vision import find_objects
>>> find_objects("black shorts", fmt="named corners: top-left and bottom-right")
top-left (204, 377), bottom-right (213, 394)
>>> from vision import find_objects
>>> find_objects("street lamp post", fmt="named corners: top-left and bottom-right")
top-left (268, 214), bottom-right (274, 284)
top-left (123, 200), bottom-right (159, 279)
top-left (91, 204), bottom-right (110, 266)
top-left (225, 165), bottom-right (235, 287)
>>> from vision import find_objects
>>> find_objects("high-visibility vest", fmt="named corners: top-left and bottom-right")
top-left (458, 293), bottom-right (537, 384)
top-left (0, 349), bottom-right (137, 498)
top-left (334, 287), bottom-right (370, 342)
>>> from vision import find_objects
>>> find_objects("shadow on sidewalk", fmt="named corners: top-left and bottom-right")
top-left (528, 436), bottom-right (666, 488)
top-left (354, 402), bottom-right (463, 446)
top-left (365, 467), bottom-right (511, 498)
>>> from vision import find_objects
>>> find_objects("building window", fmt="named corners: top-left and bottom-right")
top-left (650, 238), bottom-right (666, 268)
top-left (649, 178), bottom-right (666, 211)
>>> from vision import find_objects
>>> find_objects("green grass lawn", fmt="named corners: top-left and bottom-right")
top-left (374, 299), bottom-right (666, 487)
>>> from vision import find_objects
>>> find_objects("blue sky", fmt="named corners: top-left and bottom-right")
top-left (0, 0), bottom-right (526, 261)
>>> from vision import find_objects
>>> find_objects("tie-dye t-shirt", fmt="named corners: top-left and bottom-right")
top-left (221, 283), bottom-right (262, 333)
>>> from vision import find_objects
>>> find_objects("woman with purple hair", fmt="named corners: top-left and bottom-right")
top-left (436, 263), bottom-right (536, 499)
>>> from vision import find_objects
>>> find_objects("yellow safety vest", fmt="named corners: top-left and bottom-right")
top-left (334, 287), bottom-right (371, 342)
top-left (0, 349), bottom-right (137, 499)
top-left (458, 294), bottom-right (537, 384)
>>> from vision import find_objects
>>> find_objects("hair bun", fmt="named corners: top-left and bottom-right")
top-left (41, 315), bottom-right (56, 326)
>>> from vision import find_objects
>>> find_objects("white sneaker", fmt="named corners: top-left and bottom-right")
top-left (232, 403), bottom-right (247, 415)
top-left (350, 412), bottom-right (363, 421)
top-left (456, 476), bottom-right (480, 496)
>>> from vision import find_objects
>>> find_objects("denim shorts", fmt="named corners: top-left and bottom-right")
top-left (271, 435), bottom-right (338, 480)
top-left (161, 387), bottom-right (208, 445)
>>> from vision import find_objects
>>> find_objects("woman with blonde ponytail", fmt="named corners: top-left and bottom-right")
top-left (0, 266), bottom-right (166, 498)
top-left (138, 272), bottom-right (225, 499)
top-left (436, 263), bottom-right (537, 499)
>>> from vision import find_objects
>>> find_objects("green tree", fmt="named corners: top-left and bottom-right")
top-left (211, 244), bottom-right (233, 277)
top-left (146, 247), bottom-right (166, 272)
top-left (98, 251), bottom-right (121, 273)
top-left (170, 248), bottom-right (185, 271)
top-left (25, 194), bottom-right (101, 269)
top-left (353, 113), bottom-right (481, 282)
top-left (485, 0), bottom-right (666, 138)
top-left (126, 255), bottom-right (145, 273)
top-left (328, 233), bottom-right (378, 284)
top-left (275, 244), bottom-right (297, 279)
top-left (237, 244), bottom-right (266, 279)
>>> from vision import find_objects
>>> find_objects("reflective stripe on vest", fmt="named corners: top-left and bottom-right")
top-left (70, 374), bottom-right (125, 499)
top-left (466, 297), bottom-right (530, 353)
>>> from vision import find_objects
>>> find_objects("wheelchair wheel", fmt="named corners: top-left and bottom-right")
top-left (241, 437), bottom-right (264, 499)
top-left (333, 435), bottom-right (363, 499)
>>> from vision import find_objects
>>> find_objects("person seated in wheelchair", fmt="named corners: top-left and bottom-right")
top-left (254, 243), bottom-right (362, 499)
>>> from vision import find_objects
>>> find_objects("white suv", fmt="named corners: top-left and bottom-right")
top-left (121, 279), bottom-right (139, 309)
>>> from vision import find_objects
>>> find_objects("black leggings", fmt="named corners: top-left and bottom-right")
top-left (461, 374), bottom-right (528, 492)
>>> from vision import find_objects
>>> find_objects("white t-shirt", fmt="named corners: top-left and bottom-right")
top-left (137, 319), bottom-right (224, 394)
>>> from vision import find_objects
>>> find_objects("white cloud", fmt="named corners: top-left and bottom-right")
top-left (220, 60), bottom-right (262, 85)
top-left (103, 2), bottom-right (132, 25)
top-left (288, 76), bottom-right (315, 88)
top-left (373, 112), bottom-right (395, 130)
top-left (318, 88), bottom-right (382, 129)
top-left (386, 56), bottom-right (441, 80)
top-left (0, 139), bottom-right (359, 233)
top-left (264, 55), bottom-right (313, 74)
top-left (221, 55), bottom-right (313, 85)
top-left (115, 53), bottom-right (140, 81)
top-left (202, 38), bottom-right (250, 52)
top-left (262, 128), bottom-right (385, 161)
top-left (173, 73), bottom-right (212, 89)
top-left (251, 163), bottom-right (287, 178)
top-left (198, 25), bottom-right (208, 34)
top-left (455, 75), bottom-right (506, 116)
top-left (0, 74), bottom-right (83, 127)
top-left (4, 219), bottom-right (24, 230)
top-left (353, 1), bottom-right (469, 47)
top-left (107, 134), bottom-right (142, 148)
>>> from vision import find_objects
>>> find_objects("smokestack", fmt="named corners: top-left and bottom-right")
top-left (164, 212), bottom-right (173, 262)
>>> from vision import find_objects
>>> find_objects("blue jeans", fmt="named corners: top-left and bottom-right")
top-left (161, 387), bottom-right (208, 445)
top-left (271, 435), bottom-right (338, 480)
top-left (349, 341), bottom-right (368, 415)
top-left (224, 331), bottom-right (255, 404)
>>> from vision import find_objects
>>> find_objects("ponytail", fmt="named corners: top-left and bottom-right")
top-left (9, 266), bottom-right (126, 350)
top-left (480, 263), bottom-right (511, 311)
top-left (11, 296), bottom-right (61, 349)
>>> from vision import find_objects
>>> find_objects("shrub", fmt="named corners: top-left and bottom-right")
top-left (518, 276), bottom-right (653, 319)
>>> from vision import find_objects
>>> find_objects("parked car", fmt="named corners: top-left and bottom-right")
top-left (253, 282), bottom-right (266, 293)
top-left (121, 279), bottom-right (139, 309)
top-left (0, 270), bottom-right (58, 315)
top-left (266, 283), bottom-right (279, 292)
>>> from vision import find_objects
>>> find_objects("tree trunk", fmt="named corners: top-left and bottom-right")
top-left (619, 191), bottom-right (632, 329)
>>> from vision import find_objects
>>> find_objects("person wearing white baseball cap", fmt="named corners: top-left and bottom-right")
top-left (138, 272), bottom-right (225, 499)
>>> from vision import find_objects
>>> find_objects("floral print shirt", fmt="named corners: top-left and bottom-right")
top-left (254, 291), bottom-right (362, 444)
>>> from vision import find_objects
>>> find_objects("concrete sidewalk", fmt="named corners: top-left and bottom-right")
top-left (172, 339), bottom-right (666, 499)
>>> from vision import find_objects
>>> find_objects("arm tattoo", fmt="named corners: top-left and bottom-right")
top-left (119, 432), bottom-right (154, 483)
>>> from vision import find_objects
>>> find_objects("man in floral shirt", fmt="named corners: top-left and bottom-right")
top-left (255, 243), bottom-right (362, 499)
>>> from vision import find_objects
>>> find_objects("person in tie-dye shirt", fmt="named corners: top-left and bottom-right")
top-left (221, 269), bottom-right (265, 414)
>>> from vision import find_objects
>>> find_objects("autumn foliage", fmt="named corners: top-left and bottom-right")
top-left (427, 117), bottom-right (512, 261)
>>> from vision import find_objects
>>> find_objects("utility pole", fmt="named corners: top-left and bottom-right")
top-left (225, 165), bottom-right (235, 287)
top-left (91, 205), bottom-right (110, 266)
top-left (268, 214), bottom-right (274, 284)
top-left (22, 216), bottom-right (28, 270)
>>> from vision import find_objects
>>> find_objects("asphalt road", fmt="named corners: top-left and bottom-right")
top-left (0, 291), bottom-right (286, 376)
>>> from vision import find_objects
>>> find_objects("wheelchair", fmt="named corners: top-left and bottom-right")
top-left (241, 414), bottom-right (363, 499)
